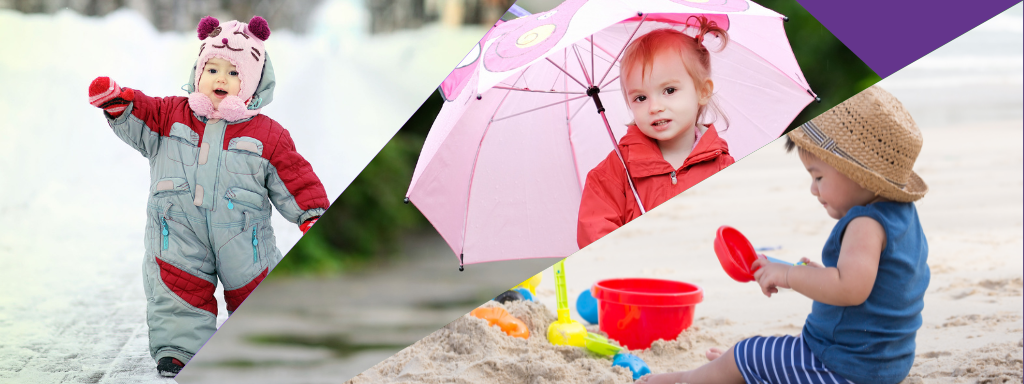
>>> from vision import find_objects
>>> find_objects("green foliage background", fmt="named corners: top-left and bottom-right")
top-left (270, 93), bottom-right (442, 276)
top-left (273, 0), bottom-right (881, 275)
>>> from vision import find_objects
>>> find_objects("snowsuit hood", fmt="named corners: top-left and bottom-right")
top-left (577, 124), bottom-right (735, 248)
top-left (187, 18), bottom-right (276, 122)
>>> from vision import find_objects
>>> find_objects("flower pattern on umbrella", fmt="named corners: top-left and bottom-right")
top-left (668, 0), bottom-right (749, 13)
top-left (483, 0), bottom-right (586, 72)
top-left (440, 29), bottom-right (493, 101)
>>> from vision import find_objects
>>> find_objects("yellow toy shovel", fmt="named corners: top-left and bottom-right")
top-left (513, 271), bottom-right (542, 295)
top-left (546, 259), bottom-right (587, 347)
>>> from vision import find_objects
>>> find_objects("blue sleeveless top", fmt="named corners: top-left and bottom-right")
top-left (802, 202), bottom-right (929, 384)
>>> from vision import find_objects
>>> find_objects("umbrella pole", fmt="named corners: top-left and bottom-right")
top-left (589, 88), bottom-right (646, 214)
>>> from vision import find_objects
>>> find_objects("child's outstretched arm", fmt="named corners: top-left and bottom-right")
top-left (89, 77), bottom-right (134, 117)
top-left (752, 216), bottom-right (884, 306)
top-left (263, 127), bottom-right (330, 230)
top-left (89, 77), bottom-right (187, 159)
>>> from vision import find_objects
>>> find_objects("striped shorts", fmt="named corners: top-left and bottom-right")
top-left (733, 335), bottom-right (853, 384)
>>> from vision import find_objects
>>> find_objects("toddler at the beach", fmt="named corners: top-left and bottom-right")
top-left (88, 16), bottom-right (329, 377)
top-left (577, 21), bottom-right (735, 249)
top-left (638, 86), bottom-right (930, 384)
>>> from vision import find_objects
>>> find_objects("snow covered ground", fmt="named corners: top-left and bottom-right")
top-left (0, 1), bottom-right (488, 382)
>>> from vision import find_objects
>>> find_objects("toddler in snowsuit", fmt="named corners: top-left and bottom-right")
top-left (637, 86), bottom-right (930, 384)
top-left (88, 16), bottom-right (330, 377)
top-left (577, 21), bottom-right (735, 249)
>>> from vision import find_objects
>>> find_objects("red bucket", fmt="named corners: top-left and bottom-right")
top-left (592, 278), bottom-right (703, 350)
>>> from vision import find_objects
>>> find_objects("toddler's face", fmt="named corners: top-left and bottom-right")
top-left (197, 58), bottom-right (241, 110)
top-left (623, 49), bottom-right (711, 144)
top-left (799, 151), bottom-right (877, 219)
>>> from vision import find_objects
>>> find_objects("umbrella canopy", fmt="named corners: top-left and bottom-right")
top-left (408, 0), bottom-right (815, 268)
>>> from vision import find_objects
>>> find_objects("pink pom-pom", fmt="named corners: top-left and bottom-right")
top-left (197, 16), bottom-right (220, 40)
top-left (248, 16), bottom-right (270, 41)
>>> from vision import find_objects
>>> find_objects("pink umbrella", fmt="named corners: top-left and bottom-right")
top-left (407, 0), bottom-right (815, 269)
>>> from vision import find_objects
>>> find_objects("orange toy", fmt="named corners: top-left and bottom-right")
top-left (470, 307), bottom-right (530, 339)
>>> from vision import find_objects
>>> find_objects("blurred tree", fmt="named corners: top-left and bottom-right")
top-left (6, 0), bottom-right (325, 33)
top-left (368, 0), bottom-right (429, 33)
top-left (368, 0), bottom-right (512, 33)
top-left (749, 0), bottom-right (881, 130)
top-left (273, 92), bottom-right (442, 274)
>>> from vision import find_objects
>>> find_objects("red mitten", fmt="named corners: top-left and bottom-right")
top-left (89, 77), bottom-right (135, 117)
top-left (299, 217), bottom-right (318, 234)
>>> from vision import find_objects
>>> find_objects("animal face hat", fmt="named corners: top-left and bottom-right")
top-left (188, 16), bottom-right (271, 121)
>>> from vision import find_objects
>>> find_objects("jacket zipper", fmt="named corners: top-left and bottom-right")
top-left (161, 218), bottom-right (169, 250)
top-left (681, 150), bottom-right (723, 169)
top-left (225, 196), bottom-right (261, 210)
top-left (670, 170), bottom-right (677, 185)
top-left (252, 224), bottom-right (259, 264)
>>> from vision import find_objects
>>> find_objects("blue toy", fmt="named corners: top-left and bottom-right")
top-left (576, 289), bottom-right (599, 324)
top-left (613, 353), bottom-right (651, 380)
top-left (514, 287), bottom-right (534, 302)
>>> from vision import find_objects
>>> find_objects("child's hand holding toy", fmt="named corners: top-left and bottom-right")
top-left (89, 77), bottom-right (134, 118)
top-left (752, 256), bottom-right (823, 297)
top-left (797, 257), bottom-right (823, 268)
top-left (751, 258), bottom-right (793, 298)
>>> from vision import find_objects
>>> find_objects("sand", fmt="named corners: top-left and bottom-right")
top-left (345, 119), bottom-right (1023, 384)
top-left (346, 300), bottom-right (745, 384)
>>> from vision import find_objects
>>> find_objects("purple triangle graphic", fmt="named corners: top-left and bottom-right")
top-left (796, 0), bottom-right (1021, 78)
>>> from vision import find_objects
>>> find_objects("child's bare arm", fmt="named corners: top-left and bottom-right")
top-left (786, 217), bottom-right (884, 306)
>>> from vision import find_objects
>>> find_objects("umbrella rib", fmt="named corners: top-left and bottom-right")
top-left (567, 95), bottom-right (593, 123)
top-left (564, 71), bottom-right (584, 194)
top-left (572, 44), bottom-right (593, 86)
top-left (492, 86), bottom-right (585, 95)
top-left (590, 34), bottom-right (595, 85)
top-left (546, 58), bottom-right (587, 89)
top-left (491, 95), bottom-right (591, 123)
top-left (598, 13), bottom-right (647, 86)
top-left (584, 37), bottom-right (620, 64)
top-left (601, 75), bottom-right (620, 89)
top-left (460, 71), bottom-right (526, 257)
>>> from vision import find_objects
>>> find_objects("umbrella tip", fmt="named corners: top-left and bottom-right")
top-left (404, 197), bottom-right (410, 204)
top-left (783, 16), bottom-right (789, 22)
top-left (806, 89), bottom-right (820, 103)
top-left (459, 253), bottom-right (465, 272)
top-left (637, 11), bottom-right (643, 17)
top-left (476, 94), bottom-right (482, 100)
top-left (459, 265), bottom-right (464, 271)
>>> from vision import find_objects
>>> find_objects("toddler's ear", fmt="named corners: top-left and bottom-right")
top-left (699, 79), bottom-right (714, 105)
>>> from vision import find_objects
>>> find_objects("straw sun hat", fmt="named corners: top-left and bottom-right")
top-left (788, 86), bottom-right (928, 202)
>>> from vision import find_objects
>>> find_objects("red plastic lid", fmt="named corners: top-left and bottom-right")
top-left (714, 226), bottom-right (760, 283)
top-left (592, 278), bottom-right (703, 307)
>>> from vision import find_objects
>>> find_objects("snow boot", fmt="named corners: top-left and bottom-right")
top-left (157, 357), bottom-right (185, 377)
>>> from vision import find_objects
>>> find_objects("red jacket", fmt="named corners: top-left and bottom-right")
top-left (577, 125), bottom-right (735, 248)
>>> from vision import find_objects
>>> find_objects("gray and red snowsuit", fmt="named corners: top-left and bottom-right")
top-left (104, 59), bottom-right (328, 364)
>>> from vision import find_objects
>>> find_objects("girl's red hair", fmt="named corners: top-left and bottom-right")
top-left (620, 17), bottom-right (730, 128)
